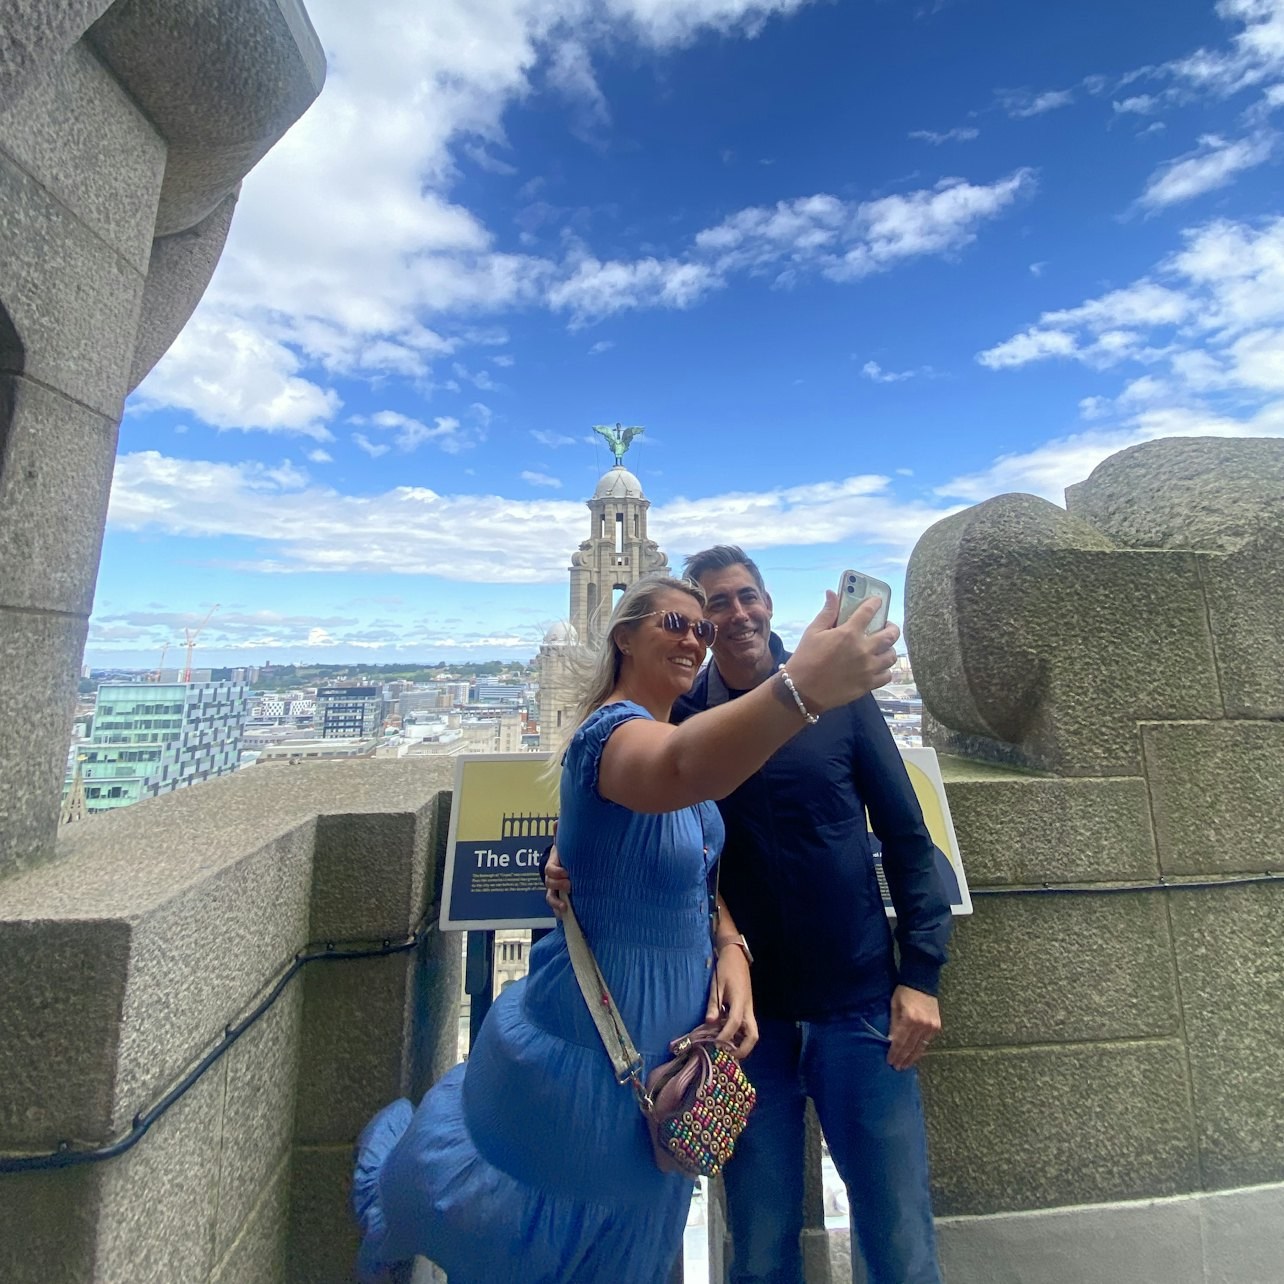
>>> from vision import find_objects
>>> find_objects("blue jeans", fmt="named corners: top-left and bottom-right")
top-left (723, 1008), bottom-right (941, 1284)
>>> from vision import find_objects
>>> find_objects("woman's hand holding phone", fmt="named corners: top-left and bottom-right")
top-left (784, 592), bottom-right (899, 715)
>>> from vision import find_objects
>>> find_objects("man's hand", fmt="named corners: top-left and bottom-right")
top-left (886, 985), bottom-right (941, 1071)
top-left (543, 843), bottom-right (571, 916)
top-left (706, 943), bottom-right (759, 1059)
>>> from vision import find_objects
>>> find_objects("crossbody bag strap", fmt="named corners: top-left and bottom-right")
top-left (560, 807), bottom-right (714, 1114)
top-left (559, 894), bottom-right (651, 1111)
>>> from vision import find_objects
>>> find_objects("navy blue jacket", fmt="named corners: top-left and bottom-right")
top-left (673, 634), bottom-right (953, 1022)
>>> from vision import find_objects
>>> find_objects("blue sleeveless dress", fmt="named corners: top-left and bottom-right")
top-left (353, 702), bottom-right (725, 1283)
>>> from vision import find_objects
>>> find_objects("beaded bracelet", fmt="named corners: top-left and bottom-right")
top-left (778, 668), bottom-right (820, 725)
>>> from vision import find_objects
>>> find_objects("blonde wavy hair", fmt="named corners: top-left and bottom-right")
top-left (542, 574), bottom-right (706, 770)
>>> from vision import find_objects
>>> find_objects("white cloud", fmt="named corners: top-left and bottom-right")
top-left (1114, 93), bottom-right (1163, 115)
top-left (977, 327), bottom-right (1079, 369)
top-left (132, 312), bottom-right (340, 438)
top-left (1117, 374), bottom-right (1172, 405)
top-left (546, 38), bottom-right (611, 129)
top-left (1001, 88), bottom-right (1075, 118)
top-left (983, 217), bottom-right (1284, 377)
top-left (1227, 326), bottom-right (1284, 388)
top-left (978, 280), bottom-right (1195, 369)
top-left (602, 0), bottom-right (814, 45)
top-left (862, 360), bottom-right (918, 383)
top-left (695, 170), bottom-right (1034, 284)
top-left (521, 470), bottom-right (563, 487)
top-left (532, 429), bottom-right (579, 448)
top-left (84, 600), bottom-right (542, 656)
top-left (937, 406), bottom-right (1284, 504)
top-left (368, 410), bottom-right (472, 453)
top-left (1140, 132), bottom-right (1275, 207)
top-left (657, 475), bottom-right (962, 556)
top-left (908, 126), bottom-right (980, 144)
top-left (588, 339), bottom-right (616, 355)
top-left (128, 0), bottom-right (1041, 435)
top-left (462, 142), bottom-right (519, 175)
top-left (547, 256), bottom-right (722, 325)
top-left (352, 432), bottom-right (390, 458)
top-left (1167, 216), bottom-right (1284, 333)
top-left (1044, 281), bottom-right (1194, 330)
top-left (1167, 0), bottom-right (1284, 96)
top-left (307, 448), bottom-right (334, 463)
top-left (107, 450), bottom-right (588, 582)
top-left (969, 3), bottom-right (1284, 155)
top-left (106, 450), bottom-right (963, 581)
top-left (972, 213), bottom-right (1284, 500)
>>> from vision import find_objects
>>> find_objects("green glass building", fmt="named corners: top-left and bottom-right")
top-left (79, 680), bottom-right (249, 812)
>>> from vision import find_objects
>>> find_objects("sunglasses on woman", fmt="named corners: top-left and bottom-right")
top-left (641, 611), bottom-right (718, 645)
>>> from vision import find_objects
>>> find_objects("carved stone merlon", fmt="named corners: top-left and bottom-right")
top-left (905, 436), bottom-right (1284, 1260)
top-left (905, 436), bottom-right (1284, 776)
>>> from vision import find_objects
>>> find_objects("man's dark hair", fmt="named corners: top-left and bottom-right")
top-left (682, 545), bottom-right (767, 595)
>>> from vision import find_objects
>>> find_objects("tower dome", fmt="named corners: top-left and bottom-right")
top-left (592, 465), bottom-right (645, 500)
top-left (543, 620), bottom-right (580, 646)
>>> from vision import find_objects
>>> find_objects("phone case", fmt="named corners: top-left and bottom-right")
top-left (836, 570), bottom-right (891, 633)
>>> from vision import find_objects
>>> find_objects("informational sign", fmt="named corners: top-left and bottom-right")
top-left (869, 746), bottom-right (972, 916)
top-left (440, 745), bottom-right (971, 930)
top-left (439, 754), bottom-right (561, 929)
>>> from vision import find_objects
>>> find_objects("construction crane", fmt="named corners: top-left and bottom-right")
top-left (182, 604), bottom-right (220, 682)
top-left (152, 641), bottom-right (169, 683)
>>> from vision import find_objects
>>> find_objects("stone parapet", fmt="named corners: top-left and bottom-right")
top-left (907, 764), bottom-right (1284, 1270)
top-left (0, 758), bottom-right (461, 1284)
top-left (899, 437), bottom-right (1284, 1280)
top-left (1142, 720), bottom-right (1284, 875)
top-left (939, 758), bottom-right (1158, 885)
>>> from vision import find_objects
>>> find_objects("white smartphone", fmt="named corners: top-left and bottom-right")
top-left (836, 569), bottom-right (892, 633)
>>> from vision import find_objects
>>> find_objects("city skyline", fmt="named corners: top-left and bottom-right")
top-left (91, 0), bottom-right (1284, 667)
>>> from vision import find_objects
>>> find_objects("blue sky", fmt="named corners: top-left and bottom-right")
top-left (92, 0), bottom-right (1284, 667)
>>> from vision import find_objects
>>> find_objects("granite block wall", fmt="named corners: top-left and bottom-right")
top-left (907, 437), bottom-right (1284, 1233)
top-left (0, 759), bottom-right (460, 1283)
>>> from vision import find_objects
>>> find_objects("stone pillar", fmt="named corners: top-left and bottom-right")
top-left (903, 436), bottom-right (1284, 1281)
top-left (0, 0), bottom-right (324, 878)
top-left (0, 36), bottom-right (166, 876)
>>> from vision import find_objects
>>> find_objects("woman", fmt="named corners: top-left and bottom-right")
top-left (352, 574), bottom-right (894, 1283)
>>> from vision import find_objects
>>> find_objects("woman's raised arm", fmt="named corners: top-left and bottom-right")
top-left (599, 593), bottom-right (897, 813)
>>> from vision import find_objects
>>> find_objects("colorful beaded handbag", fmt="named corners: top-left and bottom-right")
top-left (560, 895), bottom-right (757, 1180)
top-left (643, 1021), bottom-right (757, 1178)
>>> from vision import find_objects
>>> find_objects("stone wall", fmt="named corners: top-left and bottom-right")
top-left (903, 437), bottom-right (1284, 1281)
top-left (0, 758), bottom-right (461, 1283)
top-left (0, 0), bottom-right (324, 878)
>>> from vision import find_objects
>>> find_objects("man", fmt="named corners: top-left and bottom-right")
top-left (548, 546), bottom-right (951, 1283)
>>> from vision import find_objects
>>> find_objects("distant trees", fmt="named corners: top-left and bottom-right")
top-left (251, 658), bottom-right (536, 692)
